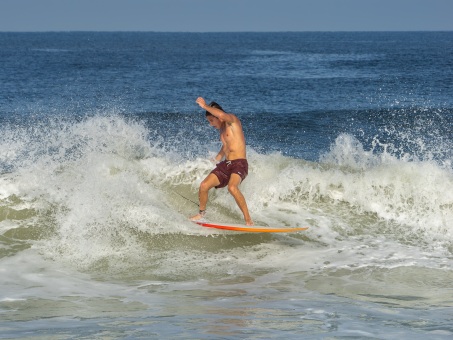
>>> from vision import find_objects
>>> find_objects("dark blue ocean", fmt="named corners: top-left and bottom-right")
top-left (0, 32), bottom-right (452, 339)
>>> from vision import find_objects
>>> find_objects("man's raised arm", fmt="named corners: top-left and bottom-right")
top-left (196, 97), bottom-right (234, 123)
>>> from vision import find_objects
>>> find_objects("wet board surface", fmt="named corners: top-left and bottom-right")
top-left (193, 221), bottom-right (309, 233)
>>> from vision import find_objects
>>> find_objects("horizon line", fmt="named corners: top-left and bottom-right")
top-left (1, 29), bottom-right (452, 33)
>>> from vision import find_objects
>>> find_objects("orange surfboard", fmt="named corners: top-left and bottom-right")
top-left (193, 221), bottom-right (308, 233)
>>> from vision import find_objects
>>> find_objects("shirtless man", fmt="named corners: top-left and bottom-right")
top-left (190, 97), bottom-right (254, 226)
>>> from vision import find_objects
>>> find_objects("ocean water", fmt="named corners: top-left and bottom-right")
top-left (0, 32), bottom-right (452, 339)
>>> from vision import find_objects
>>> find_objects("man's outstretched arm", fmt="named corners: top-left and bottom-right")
top-left (196, 97), bottom-right (234, 123)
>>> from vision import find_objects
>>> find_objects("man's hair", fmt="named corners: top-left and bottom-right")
top-left (205, 101), bottom-right (223, 116)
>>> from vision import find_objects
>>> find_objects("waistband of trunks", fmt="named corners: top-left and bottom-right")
top-left (224, 158), bottom-right (247, 165)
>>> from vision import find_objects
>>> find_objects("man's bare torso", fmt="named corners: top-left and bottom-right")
top-left (219, 115), bottom-right (247, 160)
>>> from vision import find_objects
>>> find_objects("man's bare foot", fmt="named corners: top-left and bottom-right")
top-left (189, 213), bottom-right (204, 221)
top-left (190, 210), bottom-right (206, 221)
top-left (246, 220), bottom-right (254, 226)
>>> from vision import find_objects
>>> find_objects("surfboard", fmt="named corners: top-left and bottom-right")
top-left (193, 221), bottom-right (308, 233)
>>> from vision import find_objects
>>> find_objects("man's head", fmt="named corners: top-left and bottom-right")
top-left (205, 101), bottom-right (223, 116)
top-left (206, 101), bottom-right (223, 129)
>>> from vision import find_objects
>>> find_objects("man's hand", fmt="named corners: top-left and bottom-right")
top-left (196, 97), bottom-right (207, 109)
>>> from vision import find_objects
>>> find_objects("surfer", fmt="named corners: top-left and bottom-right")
top-left (190, 97), bottom-right (254, 226)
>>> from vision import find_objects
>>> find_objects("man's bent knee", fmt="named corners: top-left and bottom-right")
top-left (200, 174), bottom-right (220, 193)
top-left (228, 184), bottom-right (240, 196)
top-left (200, 181), bottom-right (211, 193)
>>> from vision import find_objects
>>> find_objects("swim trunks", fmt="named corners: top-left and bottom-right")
top-left (211, 159), bottom-right (248, 189)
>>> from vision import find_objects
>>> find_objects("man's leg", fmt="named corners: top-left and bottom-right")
top-left (190, 173), bottom-right (220, 221)
top-left (227, 174), bottom-right (253, 226)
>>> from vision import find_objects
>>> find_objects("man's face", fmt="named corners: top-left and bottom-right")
top-left (207, 116), bottom-right (221, 129)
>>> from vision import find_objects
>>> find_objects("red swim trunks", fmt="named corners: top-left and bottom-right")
top-left (211, 159), bottom-right (248, 189)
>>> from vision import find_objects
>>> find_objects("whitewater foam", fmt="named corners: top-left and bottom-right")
top-left (0, 115), bottom-right (451, 275)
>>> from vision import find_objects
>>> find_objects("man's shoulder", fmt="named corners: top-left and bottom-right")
top-left (227, 113), bottom-right (241, 123)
